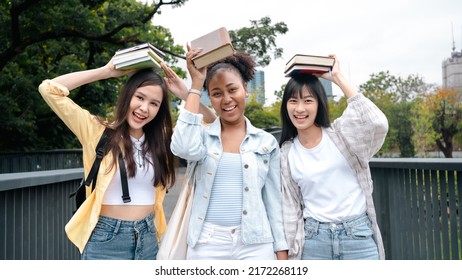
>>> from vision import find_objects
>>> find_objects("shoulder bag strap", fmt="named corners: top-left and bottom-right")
top-left (118, 152), bottom-right (131, 203)
top-left (86, 128), bottom-right (110, 190)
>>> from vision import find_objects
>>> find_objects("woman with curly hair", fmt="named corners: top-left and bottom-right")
top-left (170, 46), bottom-right (288, 260)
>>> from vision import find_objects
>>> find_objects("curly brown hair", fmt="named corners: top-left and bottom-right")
top-left (204, 52), bottom-right (256, 90)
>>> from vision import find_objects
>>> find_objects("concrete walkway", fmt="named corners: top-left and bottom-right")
top-left (163, 166), bottom-right (186, 222)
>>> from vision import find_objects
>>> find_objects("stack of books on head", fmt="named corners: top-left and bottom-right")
top-left (190, 27), bottom-right (235, 69)
top-left (113, 43), bottom-right (165, 70)
top-left (284, 54), bottom-right (335, 77)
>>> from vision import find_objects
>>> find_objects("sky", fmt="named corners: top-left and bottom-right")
top-left (149, 0), bottom-right (462, 105)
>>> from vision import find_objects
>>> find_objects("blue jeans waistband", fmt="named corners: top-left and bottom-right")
top-left (97, 213), bottom-right (154, 232)
top-left (304, 212), bottom-right (369, 230)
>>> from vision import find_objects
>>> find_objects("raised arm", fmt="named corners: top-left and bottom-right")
top-left (52, 59), bottom-right (133, 91)
top-left (161, 61), bottom-right (216, 123)
top-left (183, 44), bottom-right (207, 115)
top-left (318, 54), bottom-right (357, 99)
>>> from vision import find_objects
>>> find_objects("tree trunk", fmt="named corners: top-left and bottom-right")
top-left (436, 137), bottom-right (453, 158)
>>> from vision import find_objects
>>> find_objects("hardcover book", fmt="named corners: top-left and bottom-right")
top-left (190, 27), bottom-right (235, 69)
top-left (113, 43), bottom-right (165, 71)
top-left (284, 54), bottom-right (335, 77)
top-left (284, 64), bottom-right (332, 77)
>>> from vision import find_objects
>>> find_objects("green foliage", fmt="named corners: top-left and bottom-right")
top-left (265, 100), bottom-right (282, 127)
top-left (1, 1), bottom-right (289, 152)
top-left (411, 96), bottom-right (440, 157)
top-left (244, 95), bottom-right (280, 129)
top-left (229, 16), bottom-right (288, 67)
top-left (412, 89), bottom-right (462, 158)
top-left (328, 97), bottom-right (347, 121)
top-left (358, 71), bottom-right (432, 157)
top-left (0, 0), bottom-right (187, 151)
top-left (390, 102), bottom-right (416, 157)
top-left (273, 84), bottom-right (285, 101)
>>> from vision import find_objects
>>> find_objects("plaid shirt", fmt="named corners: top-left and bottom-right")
top-left (281, 94), bottom-right (388, 260)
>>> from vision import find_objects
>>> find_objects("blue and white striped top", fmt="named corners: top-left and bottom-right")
top-left (205, 152), bottom-right (243, 226)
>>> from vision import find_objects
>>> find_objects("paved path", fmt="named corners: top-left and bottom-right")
top-left (163, 166), bottom-right (186, 222)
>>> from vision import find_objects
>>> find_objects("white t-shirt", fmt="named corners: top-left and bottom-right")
top-left (288, 129), bottom-right (366, 222)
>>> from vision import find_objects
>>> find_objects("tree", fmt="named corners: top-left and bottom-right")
top-left (358, 71), bottom-right (432, 157)
top-left (229, 16), bottom-right (288, 67)
top-left (244, 94), bottom-right (279, 129)
top-left (1, 0), bottom-right (188, 151)
top-left (328, 97), bottom-right (347, 122)
top-left (413, 89), bottom-right (462, 158)
top-left (1, 0), bottom-right (288, 151)
top-left (411, 96), bottom-right (440, 157)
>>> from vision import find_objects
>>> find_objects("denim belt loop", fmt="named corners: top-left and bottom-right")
top-left (313, 220), bottom-right (320, 232)
top-left (143, 213), bottom-right (154, 232)
top-left (342, 220), bottom-right (350, 233)
top-left (113, 219), bottom-right (121, 235)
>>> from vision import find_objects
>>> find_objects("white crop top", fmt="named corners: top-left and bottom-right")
top-left (102, 134), bottom-right (156, 205)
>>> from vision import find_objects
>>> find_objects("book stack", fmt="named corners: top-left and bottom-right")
top-left (190, 27), bottom-right (235, 69)
top-left (113, 43), bottom-right (165, 71)
top-left (284, 54), bottom-right (335, 77)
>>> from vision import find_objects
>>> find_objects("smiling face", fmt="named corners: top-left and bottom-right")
top-left (126, 84), bottom-right (163, 139)
top-left (286, 86), bottom-right (319, 132)
top-left (208, 69), bottom-right (247, 126)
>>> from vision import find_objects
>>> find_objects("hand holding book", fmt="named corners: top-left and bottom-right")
top-left (186, 43), bottom-right (207, 90)
top-left (189, 27), bottom-right (235, 69)
top-left (313, 54), bottom-right (357, 99)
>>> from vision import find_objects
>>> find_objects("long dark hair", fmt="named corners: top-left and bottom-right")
top-left (102, 68), bottom-right (175, 189)
top-left (279, 74), bottom-right (331, 147)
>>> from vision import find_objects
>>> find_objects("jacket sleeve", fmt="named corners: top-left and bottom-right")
top-left (280, 141), bottom-right (305, 260)
top-left (170, 109), bottom-right (208, 162)
top-left (38, 79), bottom-right (103, 145)
top-left (331, 94), bottom-right (388, 166)
top-left (260, 137), bottom-right (289, 252)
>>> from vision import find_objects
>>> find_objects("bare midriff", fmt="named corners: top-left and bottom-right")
top-left (100, 204), bottom-right (154, 221)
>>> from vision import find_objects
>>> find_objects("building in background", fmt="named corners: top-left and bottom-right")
top-left (199, 89), bottom-right (211, 107)
top-left (442, 43), bottom-right (462, 93)
top-left (247, 70), bottom-right (265, 104)
top-left (320, 79), bottom-right (334, 101)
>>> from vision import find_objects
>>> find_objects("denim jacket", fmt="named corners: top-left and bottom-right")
top-left (171, 110), bottom-right (288, 252)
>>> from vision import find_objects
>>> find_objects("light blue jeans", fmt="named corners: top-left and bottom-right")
top-left (301, 212), bottom-right (379, 260)
top-left (81, 213), bottom-right (158, 260)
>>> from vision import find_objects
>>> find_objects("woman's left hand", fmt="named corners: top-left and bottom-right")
top-left (317, 54), bottom-right (339, 82)
top-left (162, 63), bottom-right (189, 100)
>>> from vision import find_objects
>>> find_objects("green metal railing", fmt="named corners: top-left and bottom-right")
top-left (0, 155), bottom-right (461, 260)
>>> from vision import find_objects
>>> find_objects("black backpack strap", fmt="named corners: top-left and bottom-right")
top-left (84, 128), bottom-right (110, 190)
top-left (118, 152), bottom-right (131, 203)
